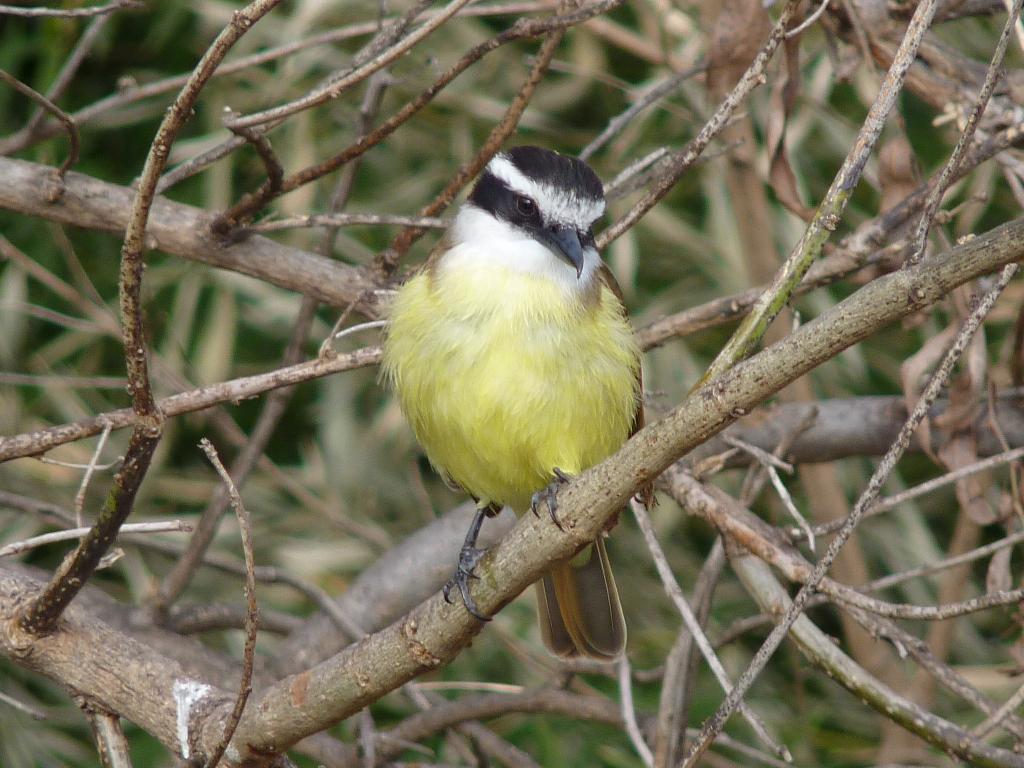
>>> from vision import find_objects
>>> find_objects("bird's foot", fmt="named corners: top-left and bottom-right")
top-left (442, 543), bottom-right (491, 622)
top-left (531, 468), bottom-right (574, 530)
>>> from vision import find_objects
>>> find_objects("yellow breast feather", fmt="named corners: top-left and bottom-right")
top-left (383, 261), bottom-right (639, 513)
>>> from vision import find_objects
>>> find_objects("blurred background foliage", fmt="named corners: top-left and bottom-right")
top-left (1, 0), bottom-right (1023, 766)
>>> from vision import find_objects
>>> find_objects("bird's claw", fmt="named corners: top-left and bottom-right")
top-left (531, 468), bottom-right (573, 530)
top-left (443, 544), bottom-right (491, 622)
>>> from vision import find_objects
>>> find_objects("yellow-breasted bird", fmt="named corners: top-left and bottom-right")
top-left (382, 146), bottom-right (650, 659)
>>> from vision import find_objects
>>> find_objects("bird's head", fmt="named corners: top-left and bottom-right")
top-left (453, 146), bottom-right (606, 285)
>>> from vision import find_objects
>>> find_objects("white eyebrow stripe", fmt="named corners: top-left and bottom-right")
top-left (488, 154), bottom-right (536, 197)
top-left (486, 154), bottom-right (606, 228)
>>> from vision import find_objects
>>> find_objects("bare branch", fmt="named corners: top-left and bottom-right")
top-left (86, 707), bottom-right (133, 768)
top-left (0, 210), bottom-right (1020, 760)
top-left (216, 0), bottom-right (626, 227)
top-left (223, 0), bottom-right (475, 132)
top-left (197, 439), bottom-right (259, 768)
top-left (12, 0), bottom-right (286, 639)
top-left (378, 0), bottom-right (579, 272)
top-left (0, 69), bottom-right (79, 182)
top-left (580, 63), bottom-right (705, 161)
top-left (151, 299), bottom-right (319, 617)
top-left (0, 0), bottom-right (141, 18)
top-left (0, 521), bottom-right (192, 559)
top-left (74, 422), bottom-right (114, 525)
top-left (15, 431), bottom-right (159, 635)
top-left (0, 345), bottom-right (381, 464)
top-left (247, 213), bottom-right (447, 233)
top-left (0, 157), bottom-right (384, 314)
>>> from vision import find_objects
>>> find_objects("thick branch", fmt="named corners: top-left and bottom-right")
top-left (688, 393), bottom-right (1024, 467)
top-left (0, 157), bottom-right (383, 314)
top-left (16, 433), bottom-right (158, 634)
top-left (0, 566), bottom-right (235, 760)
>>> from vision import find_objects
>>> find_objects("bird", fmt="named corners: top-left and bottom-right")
top-left (382, 145), bottom-right (651, 659)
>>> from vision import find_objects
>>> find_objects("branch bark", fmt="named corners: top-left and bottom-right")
top-left (0, 157), bottom-right (383, 315)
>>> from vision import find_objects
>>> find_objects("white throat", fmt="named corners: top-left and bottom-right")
top-left (444, 205), bottom-right (601, 295)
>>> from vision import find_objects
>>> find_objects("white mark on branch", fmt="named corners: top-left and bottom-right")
top-left (173, 678), bottom-right (213, 759)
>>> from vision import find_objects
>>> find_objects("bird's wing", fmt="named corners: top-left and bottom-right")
top-left (598, 263), bottom-right (656, 509)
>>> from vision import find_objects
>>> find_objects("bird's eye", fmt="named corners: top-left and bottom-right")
top-left (515, 195), bottom-right (537, 216)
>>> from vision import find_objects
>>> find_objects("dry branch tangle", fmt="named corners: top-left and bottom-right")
top-left (4, 0), bottom-right (1023, 763)
top-left (0, 214), bottom-right (1021, 764)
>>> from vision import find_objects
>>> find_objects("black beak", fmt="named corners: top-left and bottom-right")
top-left (540, 225), bottom-right (586, 278)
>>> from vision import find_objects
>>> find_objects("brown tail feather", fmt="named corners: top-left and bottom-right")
top-left (536, 537), bottom-right (625, 660)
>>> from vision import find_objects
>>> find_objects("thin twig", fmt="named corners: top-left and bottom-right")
top-left (765, 465), bottom-right (815, 553)
top-left (151, 298), bottom-right (319, 618)
top-left (360, 708), bottom-right (376, 768)
top-left (216, 0), bottom-right (625, 227)
top-left (805, 445), bottom-right (1024, 538)
top-left (603, 147), bottom-right (670, 198)
top-left (15, 14), bottom-right (111, 144)
top-left (0, 372), bottom-right (126, 389)
top-left (580, 63), bottom-right (705, 161)
top-left (224, 0), bottom-right (475, 132)
top-left (155, 134), bottom-right (251, 194)
top-left (0, 0), bottom-right (141, 18)
top-left (166, 602), bottom-right (300, 635)
top-left (0, 69), bottom-right (79, 181)
top-left (731, 554), bottom-right (1024, 768)
top-left (721, 435), bottom-right (794, 473)
top-left (198, 438), bottom-right (259, 768)
top-left (829, 581), bottom-right (1024, 620)
top-left (74, 422), bottom-right (114, 526)
top-left (843, 605), bottom-right (1024, 742)
top-left (0, 521), bottom-right (192, 559)
top-left (618, 657), bottom-right (654, 768)
top-left (0, 690), bottom-right (47, 720)
top-left (786, 0), bottom-right (831, 37)
top-left (860, 530), bottom-right (1024, 593)
top-left (37, 455), bottom-right (121, 472)
top-left (333, 320), bottom-right (389, 341)
top-left (212, 123), bottom-right (284, 236)
top-left (247, 213), bottom-right (447, 233)
top-left (14, 0), bottom-right (283, 640)
top-left (8, 3), bottom-right (557, 157)
top-left (16, 432), bottom-right (159, 635)
top-left (86, 707), bottom-right (133, 768)
top-left (723, 435), bottom-right (813, 549)
top-left (973, 676), bottom-right (1024, 738)
top-left (658, 538), bottom-right (725, 765)
top-left (0, 345), bottom-right (382, 464)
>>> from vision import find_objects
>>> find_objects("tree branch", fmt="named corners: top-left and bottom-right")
top-left (0, 157), bottom-right (383, 314)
